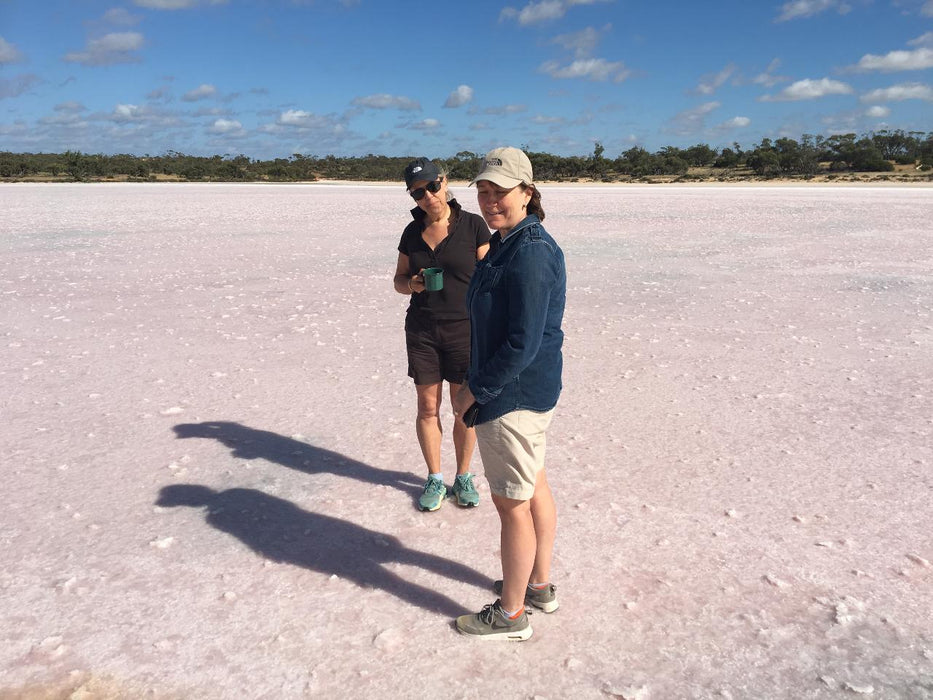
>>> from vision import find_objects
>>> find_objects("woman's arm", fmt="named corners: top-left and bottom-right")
top-left (393, 252), bottom-right (424, 294)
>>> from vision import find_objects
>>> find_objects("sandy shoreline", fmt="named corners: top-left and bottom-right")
top-left (4, 176), bottom-right (932, 188)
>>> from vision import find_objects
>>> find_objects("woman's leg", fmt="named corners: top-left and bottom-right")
top-left (529, 468), bottom-right (556, 585)
top-left (448, 382), bottom-right (477, 476)
top-left (491, 493), bottom-right (536, 613)
top-left (415, 382), bottom-right (443, 474)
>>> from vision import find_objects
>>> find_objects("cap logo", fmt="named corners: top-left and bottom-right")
top-left (412, 166), bottom-right (422, 174)
top-left (486, 158), bottom-right (502, 166)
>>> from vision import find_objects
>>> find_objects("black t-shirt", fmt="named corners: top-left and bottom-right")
top-left (398, 198), bottom-right (491, 322)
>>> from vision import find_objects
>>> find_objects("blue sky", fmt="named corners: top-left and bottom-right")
top-left (1, 0), bottom-right (931, 160)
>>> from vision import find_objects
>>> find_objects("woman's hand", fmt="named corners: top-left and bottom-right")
top-left (452, 384), bottom-right (476, 420)
top-left (408, 273), bottom-right (425, 294)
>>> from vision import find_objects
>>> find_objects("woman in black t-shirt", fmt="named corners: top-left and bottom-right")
top-left (393, 158), bottom-right (491, 512)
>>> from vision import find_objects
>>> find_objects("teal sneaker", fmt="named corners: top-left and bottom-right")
top-left (418, 478), bottom-right (446, 512)
top-left (493, 580), bottom-right (559, 613)
top-left (452, 473), bottom-right (479, 507)
top-left (456, 600), bottom-right (532, 641)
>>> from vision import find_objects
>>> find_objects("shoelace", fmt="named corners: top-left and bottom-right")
top-left (478, 604), bottom-right (497, 623)
top-left (456, 476), bottom-right (477, 493)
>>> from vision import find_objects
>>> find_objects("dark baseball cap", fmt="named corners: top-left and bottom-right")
top-left (404, 157), bottom-right (441, 189)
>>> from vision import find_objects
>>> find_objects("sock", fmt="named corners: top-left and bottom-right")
top-left (428, 473), bottom-right (443, 481)
top-left (528, 582), bottom-right (549, 590)
top-left (500, 605), bottom-right (523, 619)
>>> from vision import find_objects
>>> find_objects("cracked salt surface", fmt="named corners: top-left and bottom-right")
top-left (1, 183), bottom-right (931, 698)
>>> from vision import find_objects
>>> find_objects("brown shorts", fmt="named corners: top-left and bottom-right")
top-left (475, 409), bottom-right (554, 501)
top-left (405, 315), bottom-right (471, 385)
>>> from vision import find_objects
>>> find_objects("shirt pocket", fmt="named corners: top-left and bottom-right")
top-left (471, 264), bottom-right (503, 295)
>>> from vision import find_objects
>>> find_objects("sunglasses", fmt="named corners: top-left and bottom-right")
top-left (409, 179), bottom-right (442, 200)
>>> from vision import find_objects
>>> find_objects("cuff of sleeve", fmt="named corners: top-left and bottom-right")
top-left (468, 378), bottom-right (498, 404)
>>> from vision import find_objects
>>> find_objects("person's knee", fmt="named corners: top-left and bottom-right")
top-left (415, 385), bottom-right (442, 419)
top-left (492, 493), bottom-right (531, 518)
top-left (416, 405), bottom-right (440, 421)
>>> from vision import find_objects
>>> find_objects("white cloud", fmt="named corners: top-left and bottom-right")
top-left (351, 94), bottom-right (420, 110)
top-left (551, 25), bottom-right (608, 57)
top-left (208, 119), bottom-right (245, 136)
top-left (443, 85), bottom-right (474, 108)
top-left (760, 77), bottom-right (854, 101)
top-left (775, 0), bottom-right (851, 22)
top-left (182, 84), bottom-right (217, 102)
top-left (694, 64), bottom-right (737, 95)
top-left (411, 118), bottom-right (440, 131)
top-left (532, 115), bottom-right (566, 124)
top-left (540, 58), bottom-right (631, 82)
top-left (853, 47), bottom-right (933, 72)
top-left (278, 110), bottom-right (332, 128)
top-left (39, 110), bottom-right (88, 127)
top-left (133, 0), bottom-right (228, 8)
top-left (860, 82), bottom-right (933, 102)
top-left (865, 105), bottom-right (891, 118)
top-left (0, 37), bottom-right (24, 64)
top-left (923, 1), bottom-right (933, 16)
top-left (63, 32), bottom-right (144, 66)
top-left (258, 110), bottom-right (349, 150)
top-left (113, 104), bottom-right (142, 121)
top-left (719, 116), bottom-right (751, 128)
top-left (501, 0), bottom-right (611, 26)
top-left (907, 32), bottom-right (933, 47)
top-left (55, 101), bottom-right (86, 113)
top-left (753, 58), bottom-right (789, 88)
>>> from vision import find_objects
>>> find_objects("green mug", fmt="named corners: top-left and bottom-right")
top-left (422, 267), bottom-right (443, 292)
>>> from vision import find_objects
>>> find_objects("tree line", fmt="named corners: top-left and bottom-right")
top-left (1, 130), bottom-right (930, 183)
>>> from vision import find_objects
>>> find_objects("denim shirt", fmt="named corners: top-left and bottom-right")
top-left (465, 214), bottom-right (566, 424)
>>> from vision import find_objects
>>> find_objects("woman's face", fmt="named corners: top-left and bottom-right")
top-left (410, 177), bottom-right (448, 219)
top-left (475, 181), bottom-right (532, 234)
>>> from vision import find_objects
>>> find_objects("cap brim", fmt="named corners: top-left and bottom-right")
top-left (469, 171), bottom-right (525, 188)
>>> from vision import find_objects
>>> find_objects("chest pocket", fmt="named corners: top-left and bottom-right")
top-left (472, 262), bottom-right (504, 294)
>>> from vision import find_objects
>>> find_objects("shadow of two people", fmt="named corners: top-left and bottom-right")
top-left (163, 421), bottom-right (488, 617)
top-left (172, 420), bottom-right (423, 497)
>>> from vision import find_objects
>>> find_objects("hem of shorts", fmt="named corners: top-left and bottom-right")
top-left (411, 374), bottom-right (468, 385)
top-left (490, 485), bottom-right (535, 501)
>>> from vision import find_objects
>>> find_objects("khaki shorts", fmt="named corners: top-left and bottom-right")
top-left (475, 409), bottom-right (554, 501)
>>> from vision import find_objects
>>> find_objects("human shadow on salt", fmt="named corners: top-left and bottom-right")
top-left (156, 484), bottom-right (490, 618)
top-left (173, 421), bottom-right (422, 498)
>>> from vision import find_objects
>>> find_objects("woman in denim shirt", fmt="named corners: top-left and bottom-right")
top-left (452, 147), bottom-right (566, 641)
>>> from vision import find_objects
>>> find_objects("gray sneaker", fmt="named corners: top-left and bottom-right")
top-left (493, 580), bottom-right (559, 613)
top-left (452, 473), bottom-right (479, 507)
top-left (418, 478), bottom-right (446, 512)
top-left (456, 600), bottom-right (532, 641)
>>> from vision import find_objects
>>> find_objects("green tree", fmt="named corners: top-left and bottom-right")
top-left (747, 149), bottom-right (780, 177)
top-left (63, 150), bottom-right (89, 181)
top-left (714, 147), bottom-right (739, 168)
top-left (685, 143), bottom-right (716, 167)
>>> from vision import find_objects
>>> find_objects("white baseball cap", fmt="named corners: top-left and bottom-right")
top-left (470, 147), bottom-right (533, 188)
